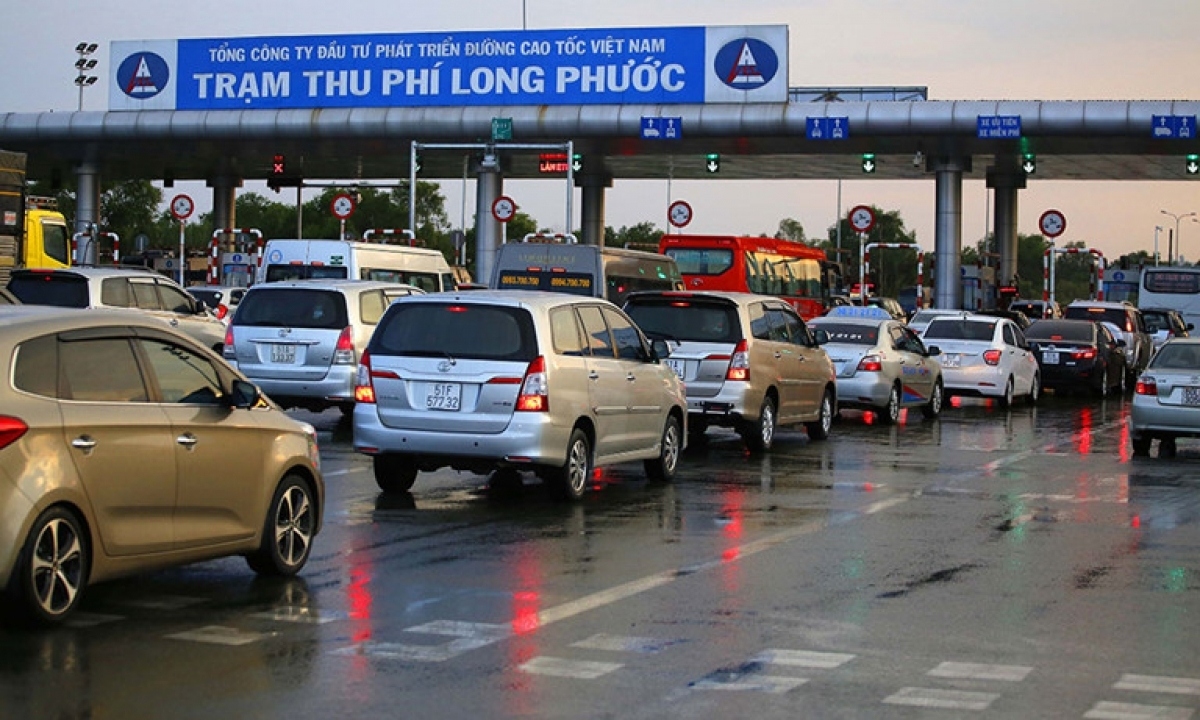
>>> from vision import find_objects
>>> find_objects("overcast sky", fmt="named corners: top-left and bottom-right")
top-left (3, 0), bottom-right (1200, 259)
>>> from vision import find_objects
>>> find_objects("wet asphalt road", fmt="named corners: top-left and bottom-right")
top-left (2, 393), bottom-right (1199, 720)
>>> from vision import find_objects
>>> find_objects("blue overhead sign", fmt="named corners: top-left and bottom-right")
top-left (806, 117), bottom-right (850, 140)
top-left (108, 25), bottom-right (789, 111)
top-left (977, 115), bottom-right (1022, 139)
top-left (641, 117), bottom-right (683, 140)
top-left (1151, 115), bottom-right (1197, 139)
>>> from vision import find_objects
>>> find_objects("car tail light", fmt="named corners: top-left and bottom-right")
top-left (223, 326), bottom-right (235, 360)
top-left (354, 350), bottom-right (376, 403)
top-left (726, 340), bottom-right (750, 381)
top-left (516, 355), bottom-right (549, 412)
top-left (1136, 378), bottom-right (1157, 396)
top-left (857, 354), bottom-right (882, 372)
top-left (982, 349), bottom-right (1003, 366)
top-left (216, 304), bottom-right (229, 320)
top-left (333, 326), bottom-right (356, 365)
top-left (0, 416), bottom-right (28, 451)
top-left (1071, 348), bottom-right (1097, 360)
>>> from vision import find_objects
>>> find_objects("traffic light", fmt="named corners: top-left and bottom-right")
top-left (705, 153), bottom-right (720, 173)
top-left (861, 153), bottom-right (876, 174)
top-left (1022, 152), bottom-right (1037, 175)
top-left (268, 154), bottom-right (302, 191)
top-left (572, 153), bottom-right (583, 173)
top-left (1187, 154), bottom-right (1199, 176)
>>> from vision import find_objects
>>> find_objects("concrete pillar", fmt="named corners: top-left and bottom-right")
top-left (577, 171), bottom-right (612, 246)
top-left (987, 166), bottom-right (1026, 287)
top-left (207, 176), bottom-right (243, 249)
top-left (473, 154), bottom-right (503, 286)
top-left (73, 161), bottom-right (101, 264)
top-left (932, 157), bottom-right (969, 310)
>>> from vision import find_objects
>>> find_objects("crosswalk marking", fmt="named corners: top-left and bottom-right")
top-left (751, 649), bottom-right (856, 669)
top-left (65, 612), bottom-right (124, 628)
top-left (250, 608), bottom-right (344, 624)
top-left (691, 675), bottom-right (808, 694)
top-left (883, 687), bottom-right (999, 711)
top-left (927, 661), bottom-right (1033, 682)
top-left (570, 634), bottom-right (678, 654)
top-left (520, 656), bottom-right (623, 679)
top-left (331, 620), bottom-right (511, 662)
top-left (119, 594), bottom-right (206, 611)
top-left (1084, 701), bottom-right (1195, 719)
top-left (166, 625), bottom-right (268, 646)
top-left (1115, 675), bottom-right (1200, 696)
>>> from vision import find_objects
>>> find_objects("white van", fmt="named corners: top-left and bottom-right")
top-left (257, 239), bottom-right (456, 293)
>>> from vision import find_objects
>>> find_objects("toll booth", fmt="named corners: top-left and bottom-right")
top-left (1103, 267), bottom-right (1140, 305)
top-left (961, 264), bottom-right (997, 311)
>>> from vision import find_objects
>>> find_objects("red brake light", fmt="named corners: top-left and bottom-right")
top-left (334, 326), bottom-right (356, 365)
top-left (1071, 348), bottom-right (1097, 360)
top-left (216, 304), bottom-right (228, 320)
top-left (726, 340), bottom-right (750, 381)
top-left (223, 326), bottom-right (235, 359)
top-left (354, 349), bottom-right (376, 403)
top-left (982, 349), bottom-right (1003, 366)
top-left (1136, 378), bottom-right (1157, 396)
top-left (857, 354), bottom-right (883, 372)
top-left (517, 355), bottom-right (549, 411)
top-left (0, 416), bottom-right (28, 451)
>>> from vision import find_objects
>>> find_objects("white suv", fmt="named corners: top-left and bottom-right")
top-left (352, 290), bottom-right (687, 500)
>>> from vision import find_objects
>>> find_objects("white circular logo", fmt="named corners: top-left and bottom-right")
top-left (668, 200), bottom-right (693, 228)
top-left (492, 196), bottom-right (516, 222)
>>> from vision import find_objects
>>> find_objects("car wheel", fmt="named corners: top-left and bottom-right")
top-left (247, 475), bottom-right (317, 576)
top-left (921, 380), bottom-right (944, 419)
top-left (644, 415), bottom-right (682, 482)
top-left (742, 396), bottom-right (777, 452)
top-left (880, 384), bottom-right (901, 425)
top-left (1113, 366), bottom-right (1127, 396)
top-left (1159, 437), bottom-right (1177, 458)
top-left (9, 506), bottom-right (89, 625)
top-left (550, 428), bottom-right (592, 501)
top-left (374, 454), bottom-right (418, 493)
top-left (805, 388), bottom-right (834, 441)
top-left (1131, 435), bottom-right (1152, 456)
top-left (1093, 365), bottom-right (1109, 398)
top-left (998, 377), bottom-right (1015, 408)
top-left (1025, 373), bottom-right (1040, 405)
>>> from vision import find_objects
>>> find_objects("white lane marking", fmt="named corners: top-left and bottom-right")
top-left (571, 634), bottom-right (679, 654)
top-left (65, 612), bottom-right (124, 628)
top-left (691, 675), bottom-right (808, 694)
top-left (322, 468), bottom-right (353, 477)
top-left (1084, 701), bottom-right (1195, 720)
top-left (1115, 674), bottom-right (1200, 695)
top-left (519, 656), bottom-right (623, 679)
top-left (166, 625), bottom-right (269, 646)
top-left (927, 661), bottom-right (1033, 682)
top-left (883, 687), bottom-right (999, 711)
top-left (250, 608), bottom-right (345, 624)
top-left (752, 649), bottom-right (856, 669)
top-left (333, 621), bottom-right (511, 662)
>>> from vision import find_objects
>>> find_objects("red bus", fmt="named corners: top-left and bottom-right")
top-left (658, 235), bottom-right (841, 319)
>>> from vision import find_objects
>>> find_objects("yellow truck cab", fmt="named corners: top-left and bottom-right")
top-left (23, 197), bottom-right (72, 269)
top-left (0, 150), bottom-right (72, 284)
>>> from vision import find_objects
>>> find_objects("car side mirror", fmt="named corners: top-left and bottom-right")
top-left (926, 345), bottom-right (941, 356)
top-left (1117, 339), bottom-right (1127, 348)
top-left (812, 329), bottom-right (829, 346)
top-left (650, 338), bottom-right (671, 361)
top-left (229, 378), bottom-right (261, 409)
top-left (1188, 324), bottom-right (1195, 332)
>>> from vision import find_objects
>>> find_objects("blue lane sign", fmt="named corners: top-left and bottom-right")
top-left (977, 115), bottom-right (1022, 139)
top-left (806, 117), bottom-right (850, 140)
top-left (641, 116), bottom-right (683, 140)
top-left (1151, 115), bottom-right (1197, 139)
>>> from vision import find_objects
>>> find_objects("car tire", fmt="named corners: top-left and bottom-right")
top-left (805, 388), bottom-right (835, 441)
top-left (373, 454), bottom-right (418, 494)
top-left (1131, 435), bottom-right (1152, 456)
top-left (247, 474), bottom-right (317, 576)
top-left (1025, 373), bottom-right (1040, 405)
top-left (998, 377), bottom-right (1015, 408)
top-left (550, 428), bottom-right (592, 501)
top-left (742, 396), bottom-right (777, 452)
top-left (1113, 365), bottom-right (1127, 396)
top-left (644, 415), bottom-right (682, 482)
top-left (880, 384), bottom-right (901, 425)
top-left (1093, 365), bottom-right (1109, 397)
top-left (8, 506), bottom-right (89, 626)
top-left (921, 380), bottom-right (944, 420)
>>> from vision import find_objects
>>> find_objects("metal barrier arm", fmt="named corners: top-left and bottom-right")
top-left (208, 228), bottom-right (264, 285)
top-left (862, 242), bottom-right (923, 307)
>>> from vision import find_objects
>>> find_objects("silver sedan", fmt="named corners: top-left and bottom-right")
top-left (1131, 337), bottom-right (1200, 457)
top-left (809, 307), bottom-right (945, 424)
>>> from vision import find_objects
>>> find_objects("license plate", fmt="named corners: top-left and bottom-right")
top-left (270, 344), bottom-right (296, 364)
top-left (666, 358), bottom-right (685, 379)
top-left (425, 382), bottom-right (462, 411)
top-left (1042, 351), bottom-right (1060, 365)
top-left (941, 354), bottom-right (960, 369)
top-left (1183, 387), bottom-right (1200, 406)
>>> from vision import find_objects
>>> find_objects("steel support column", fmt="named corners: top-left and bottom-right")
top-left (473, 154), bottom-right (503, 286)
top-left (577, 170), bottom-right (612, 247)
top-left (73, 161), bottom-right (101, 264)
top-left (987, 166), bottom-right (1026, 288)
top-left (207, 176), bottom-right (243, 249)
top-left (932, 156), bottom-right (969, 310)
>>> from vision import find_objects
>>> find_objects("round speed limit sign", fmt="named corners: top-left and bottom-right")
top-left (169, 194), bottom-right (194, 221)
top-left (848, 205), bottom-right (876, 234)
top-left (331, 193), bottom-right (356, 220)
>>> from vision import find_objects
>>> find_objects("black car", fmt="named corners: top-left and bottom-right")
top-left (1025, 319), bottom-right (1127, 396)
top-left (977, 308), bottom-right (1032, 331)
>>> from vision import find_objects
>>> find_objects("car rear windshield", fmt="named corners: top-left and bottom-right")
top-left (808, 322), bottom-right (878, 345)
top-left (371, 302), bottom-right (537, 362)
top-left (7, 273), bottom-right (88, 308)
top-left (1064, 306), bottom-right (1127, 328)
top-left (624, 298), bottom-right (741, 343)
top-left (1150, 343), bottom-right (1200, 370)
top-left (1141, 311), bottom-right (1173, 333)
top-left (923, 319), bottom-right (996, 341)
top-left (1025, 321), bottom-right (1092, 342)
top-left (232, 289), bottom-right (349, 329)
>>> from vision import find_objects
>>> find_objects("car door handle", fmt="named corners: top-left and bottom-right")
top-left (176, 433), bottom-right (198, 448)
top-left (774, 351), bottom-right (782, 359)
top-left (588, 371), bottom-right (599, 380)
top-left (626, 373), bottom-right (637, 382)
top-left (71, 436), bottom-right (96, 451)
top-left (169, 318), bottom-right (180, 327)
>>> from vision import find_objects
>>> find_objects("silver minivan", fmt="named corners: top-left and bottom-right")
top-left (353, 290), bottom-right (687, 500)
top-left (224, 279), bottom-right (423, 414)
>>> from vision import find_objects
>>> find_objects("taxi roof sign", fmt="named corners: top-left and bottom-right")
top-left (826, 305), bottom-right (892, 319)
